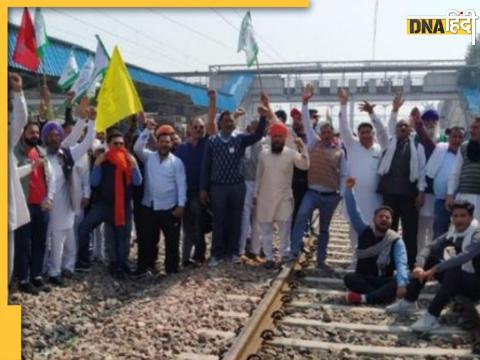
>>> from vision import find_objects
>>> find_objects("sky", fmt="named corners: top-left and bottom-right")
top-left (8, 1), bottom-right (479, 73)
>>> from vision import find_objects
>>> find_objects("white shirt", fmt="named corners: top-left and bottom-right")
top-left (338, 104), bottom-right (386, 220)
top-left (134, 129), bottom-right (187, 210)
top-left (8, 92), bottom-right (30, 231)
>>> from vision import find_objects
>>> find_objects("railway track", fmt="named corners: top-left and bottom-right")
top-left (220, 216), bottom-right (480, 360)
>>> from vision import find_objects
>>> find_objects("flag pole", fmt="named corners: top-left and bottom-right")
top-left (255, 58), bottom-right (263, 92)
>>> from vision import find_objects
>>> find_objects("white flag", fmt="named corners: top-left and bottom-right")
top-left (58, 49), bottom-right (79, 90)
top-left (87, 35), bottom-right (110, 98)
top-left (70, 56), bottom-right (94, 101)
top-left (238, 11), bottom-right (259, 67)
top-left (34, 8), bottom-right (49, 59)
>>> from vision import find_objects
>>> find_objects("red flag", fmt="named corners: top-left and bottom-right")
top-left (13, 8), bottom-right (39, 71)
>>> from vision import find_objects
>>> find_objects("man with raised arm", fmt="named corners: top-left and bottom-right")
top-left (337, 89), bottom-right (390, 269)
top-left (134, 125), bottom-right (186, 276)
top-left (78, 130), bottom-right (142, 279)
top-left (343, 177), bottom-right (408, 305)
top-left (255, 123), bottom-right (310, 268)
top-left (200, 94), bottom-right (267, 267)
top-left (42, 98), bottom-right (96, 286)
top-left (411, 109), bottom-right (465, 243)
top-left (376, 102), bottom-right (426, 268)
top-left (386, 200), bottom-right (480, 333)
top-left (8, 73), bottom-right (30, 287)
top-left (290, 84), bottom-right (348, 272)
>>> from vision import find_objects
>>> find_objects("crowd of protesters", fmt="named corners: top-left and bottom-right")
top-left (7, 72), bottom-right (480, 333)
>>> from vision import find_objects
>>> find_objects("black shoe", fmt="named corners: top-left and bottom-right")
top-left (31, 278), bottom-right (51, 293)
top-left (18, 282), bottom-right (39, 295)
top-left (75, 263), bottom-right (91, 273)
top-left (123, 265), bottom-right (134, 276)
top-left (316, 263), bottom-right (335, 275)
top-left (182, 260), bottom-right (195, 268)
top-left (130, 269), bottom-right (147, 280)
top-left (112, 270), bottom-right (127, 281)
top-left (49, 276), bottom-right (65, 287)
top-left (62, 270), bottom-right (75, 279)
top-left (264, 260), bottom-right (276, 269)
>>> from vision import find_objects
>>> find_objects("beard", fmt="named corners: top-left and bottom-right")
top-left (427, 126), bottom-right (438, 141)
top-left (271, 142), bottom-right (284, 154)
top-left (374, 223), bottom-right (389, 234)
top-left (46, 142), bottom-right (60, 154)
top-left (24, 137), bottom-right (39, 147)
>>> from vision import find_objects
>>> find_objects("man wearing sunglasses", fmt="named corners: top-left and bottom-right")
top-left (174, 90), bottom-right (217, 268)
top-left (77, 130), bottom-right (142, 280)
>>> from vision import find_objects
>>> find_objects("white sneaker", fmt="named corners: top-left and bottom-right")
top-left (411, 312), bottom-right (441, 333)
top-left (346, 262), bottom-right (356, 273)
top-left (208, 258), bottom-right (223, 267)
top-left (232, 255), bottom-right (241, 264)
top-left (385, 299), bottom-right (417, 314)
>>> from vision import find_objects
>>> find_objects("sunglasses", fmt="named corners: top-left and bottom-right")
top-left (193, 125), bottom-right (205, 129)
top-left (113, 141), bottom-right (125, 146)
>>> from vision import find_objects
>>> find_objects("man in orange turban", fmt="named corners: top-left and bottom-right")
top-left (255, 123), bottom-right (310, 268)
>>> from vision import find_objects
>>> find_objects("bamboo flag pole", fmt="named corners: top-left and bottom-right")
top-left (255, 58), bottom-right (264, 92)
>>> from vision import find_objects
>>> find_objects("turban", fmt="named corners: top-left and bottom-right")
top-left (269, 122), bottom-right (288, 139)
top-left (290, 108), bottom-right (301, 118)
top-left (155, 124), bottom-right (175, 138)
top-left (421, 109), bottom-right (439, 122)
top-left (41, 121), bottom-right (64, 145)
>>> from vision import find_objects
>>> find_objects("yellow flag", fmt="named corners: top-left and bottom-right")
top-left (95, 46), bottom-right (143, 132)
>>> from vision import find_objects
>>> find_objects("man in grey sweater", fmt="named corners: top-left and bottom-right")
top-left (386, 200), bottom-right (480, 333)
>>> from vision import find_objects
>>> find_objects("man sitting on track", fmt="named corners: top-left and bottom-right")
top-left (343, 177), bottom-right (409, 305)
top-left (386, 200), bottom-right (480, 333)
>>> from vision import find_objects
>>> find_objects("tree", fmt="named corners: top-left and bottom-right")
top-left (465, 35), bottom-right (480, 65)
top-left (458, 34), bottom-right (480, 88)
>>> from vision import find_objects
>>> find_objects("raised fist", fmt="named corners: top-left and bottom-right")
top-left (345, 177), bottom-right (356, 189)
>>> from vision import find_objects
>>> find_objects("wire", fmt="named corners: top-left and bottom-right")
top-left (95, 9), bottom-right (210, 67)
top-left (49, 9), bottom-right (198, 70)
top-left (150, 9), bottom-right (236, 52)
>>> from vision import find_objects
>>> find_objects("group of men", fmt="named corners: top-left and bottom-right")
top-left (8, 71), bottom-right (480, 333)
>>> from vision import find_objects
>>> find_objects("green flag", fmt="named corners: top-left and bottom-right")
top-left (70, 56), bottom-right (94, 102)
top-left (58, 49), bottom-right (79, 90)
top-left (34, 8), bottom-right (49, 59)
top-left (238, 11), bottom-right (259, 67)
top-left (87, 35), bottom-right (110, 98)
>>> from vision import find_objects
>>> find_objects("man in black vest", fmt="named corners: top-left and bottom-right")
top-left (343, 177), bottom-right (409, 305)
top-left (386, 200), bottom-right (480, 333)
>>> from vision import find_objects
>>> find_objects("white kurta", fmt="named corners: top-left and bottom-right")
top-left (255, 146), bottom-right (309, 223)
top-left (71, 154), bottom-right (91, 216)
top-left (8, 92), bottom-right (30, 231)
top-left (48, 155), bottom-right (75, 230)
top-left (48, 120), bottom-right (96, 230)
top-left (339, 104), bottom-right (385, 222)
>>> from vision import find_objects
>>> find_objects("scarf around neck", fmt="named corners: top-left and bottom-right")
top-left (356, 229), bottom-right (400, 270)
top-left (377, 135), bottom-right (419, 183)
top-left (105, 147), bottom-right (132, 226)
